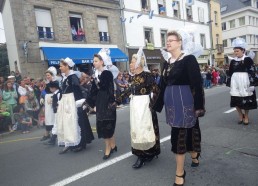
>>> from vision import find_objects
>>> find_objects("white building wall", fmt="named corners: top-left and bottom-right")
top-left (2, 0), bottom-right (20, 72)
top-left (123, 0), bottom-right (211, 49)
top-left (222, 8), bottom-right (258, 55)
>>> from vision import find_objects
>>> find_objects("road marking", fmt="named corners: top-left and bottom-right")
top-left (224, 98), bottom-right (258, 113)
top-left (0, 127), bottom-right (97, 144)
top-left (50, 135), bottom-right (171, 186)
top-left (0, 137), bottom-right (41, 144)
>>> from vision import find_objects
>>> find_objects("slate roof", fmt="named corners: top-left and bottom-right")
top-left (220, 0), bottom-right (251, 15)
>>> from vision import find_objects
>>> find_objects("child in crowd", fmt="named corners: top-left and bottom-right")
top-left (44, 81), bottom-right (61, 145)
top-left (15, 105), bottom-right (32, 134)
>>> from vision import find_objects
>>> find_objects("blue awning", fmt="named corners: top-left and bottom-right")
top-left (41, 47), bottom-right (128, 65)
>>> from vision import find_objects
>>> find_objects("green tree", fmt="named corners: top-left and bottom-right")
top-left (0, 43), bottom-right (9, 78)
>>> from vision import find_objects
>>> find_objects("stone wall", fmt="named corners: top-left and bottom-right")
top-left (9, 0), bottom-right (126, 78)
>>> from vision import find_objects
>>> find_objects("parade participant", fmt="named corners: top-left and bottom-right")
top-left (40, 67), bottom-right (58, 141)
top-left (58, 58), bottom-right (93, 154)
top-left (227, 38), bottom-right (257, 125)
top-left (154, 30), bottom-right (205, 186)
top-left (44, 81), bottom-right (60, 145)
top-left (117, 47), bottom-right (160, 169)
top-left (87, 49), bottom-right (118, 160)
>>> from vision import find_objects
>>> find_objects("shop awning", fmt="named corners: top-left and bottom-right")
top-left (41, 47), bottom-right (128, 65)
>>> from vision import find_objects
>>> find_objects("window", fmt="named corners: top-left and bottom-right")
top-left (34, 8), bottom-right (54, 40)
top-left (230, 37), bottom-right (236, 46)
top-left (216, 34), bottom-right (219, 45)
top-left (144, 28), bottom-right (154, 44)
top-left (249, 16), bottom-right (254, 25)
top-left (186, 6), bottom-right (192, 21)
top-left (221, 22), bottom-right (226, 30)
top-left (239, 17), bottom-right (245, 26)
top-left (157, 0), bottom-right (166, 15)
top-left (214, 11), bottom-right (218, 25)
top-left (198, 7), bottom-right (204, 23)
top-left (223, 40), bottom-right (228, 47)
top-left (200, 34), bottom-right (206, 49)
top-left (160, 30), bottom-right (167, 47)
top-left (240, 35), bottom-right (246, 41)
top-left (173, 1), bottom-right (180, 18)
top-left (97, 17), bottom-right (110, 43)
top-left (69, 13), bottom-right (85, 41)
top-left (141, 0), bottom-right (149, 11)
top-left (229, 20), bottom-right (235, 28)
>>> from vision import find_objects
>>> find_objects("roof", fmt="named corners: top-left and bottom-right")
top-left (220, 0), bottom-right (251, 15)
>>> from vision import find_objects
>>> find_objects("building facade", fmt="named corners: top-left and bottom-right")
top-left (209, 0), bottom-right (224, 67)
top-left (0, 0), bottom-right (127, 78)
top-left (221, 0), bottom-right (258, 64)
top-left (121, 0), bottom-right (211, 71)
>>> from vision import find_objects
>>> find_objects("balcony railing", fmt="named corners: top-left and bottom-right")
top-left (72, 34), bottom-right (86, 42)
top-left (38, 31), bottom-right (54, 40)
top-left (99, 36), bottom-right (110, 43)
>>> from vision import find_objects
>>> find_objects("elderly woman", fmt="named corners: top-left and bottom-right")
top-left (117, 48), bottom-right (160, 169)
top-left (228, 38), bottom-right (257, 125)
top-left (154, 30), bottom-right (205, 186)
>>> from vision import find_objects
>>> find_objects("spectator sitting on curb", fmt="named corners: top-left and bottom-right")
top-left (0, 94), bottom-right (13, 132)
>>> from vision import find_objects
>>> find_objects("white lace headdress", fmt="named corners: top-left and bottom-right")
top-left (232, 38), bottom-right (247, 49)
top-left (96, 48), bottom-right (119, 79)
top-left (135, 47), bottom-right (149, 72)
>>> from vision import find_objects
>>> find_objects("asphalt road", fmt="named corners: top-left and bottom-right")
top-left (0, 85), bottom-right (258, 186)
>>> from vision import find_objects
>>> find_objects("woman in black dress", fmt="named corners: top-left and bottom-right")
top-left (58, 58), bottom-right (94, 154)
top-left (87, 52), bottom-right (117, 160)
top-left (228, 38), bottom-right (257, 125)
top-left (154, 30), bottom-right (205, 186)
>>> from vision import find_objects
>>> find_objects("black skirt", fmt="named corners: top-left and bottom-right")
top-left (96, 118), bottom-right (116, 139)
top-left (171, 119), bottom-right (201, 154)
top-left (230, 90), bottom-right (257, 110)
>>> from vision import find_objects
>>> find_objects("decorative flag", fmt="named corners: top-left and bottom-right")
top-left (137, 12), bottom-right (143, 18)
top-left (129, 16), bottom-right (134, 23)
top-left (186, 0), bottom-right (194, 6)
top-left (149, 10), bottom-right (154, 19)
top-left (120, 16), bottom-right (126, 23)
top-left (172, 1), bottom-right (176, 7)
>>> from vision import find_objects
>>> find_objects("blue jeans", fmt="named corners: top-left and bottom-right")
top-left (205, 80), bottom-right (211, 88)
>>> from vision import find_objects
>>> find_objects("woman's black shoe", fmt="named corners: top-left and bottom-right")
top-left (59, 147), bottom-right (72, 154)
top-left (111, 146), bottom-right (117, 153)
top-left (145, 155), bottom-right (158, 162)
top-left (40, 135), bottom-right (50, 141)
top-left (103, 151), bottom-right (111, 160)
top-left (191, 153), bottom-right (201, 167)
top-left (173, 170), bottom-right (186, 186)
top-left (132, 157), bottom-right (145, 169)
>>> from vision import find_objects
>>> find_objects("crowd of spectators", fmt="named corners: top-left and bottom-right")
top-left (0, 65), bottom-right (162, 134)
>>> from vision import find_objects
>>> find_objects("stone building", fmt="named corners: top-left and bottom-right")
top-left (0, 0), bottom-right (128, 78)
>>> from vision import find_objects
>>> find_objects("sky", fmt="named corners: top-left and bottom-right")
top-left (0, 13), bottom-right (6, 43)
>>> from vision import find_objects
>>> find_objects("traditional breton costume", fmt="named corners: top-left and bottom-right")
top-left (41, 67), bottom-right (58, 141)
top-left (228, 38), bottom-right (257, 111)
top-left (87, 49), bottom-right (118, 140)
top-left (118, 47), bottom-right (160, 168)
top-left (44, 81), bottom-right (60, 145)
top-left (154, 30), bottom-right (205, 155)
top-left (57, 58), bottom-right (94, 154)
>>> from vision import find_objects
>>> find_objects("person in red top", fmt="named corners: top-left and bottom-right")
top-left (212, 69), bottom-right (218, 86)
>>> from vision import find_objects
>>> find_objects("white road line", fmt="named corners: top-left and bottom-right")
top-left (224, 108), bottom-right (236, 113)
top-left (224, 98), bottom-right (258, 113)
top-left (50, 135), bottom-right (171, 186)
